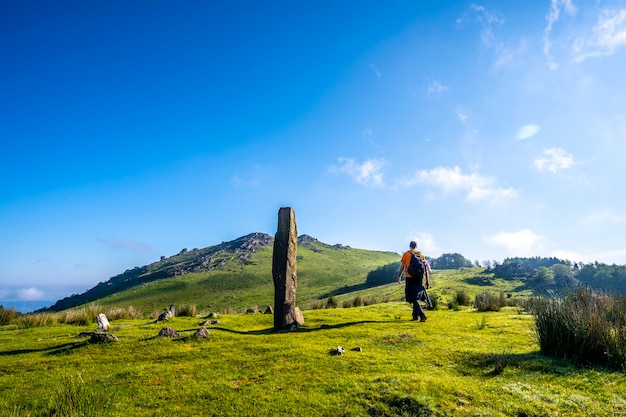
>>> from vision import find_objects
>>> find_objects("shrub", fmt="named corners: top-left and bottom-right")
top-left (453, 290), bottom-right (471, 306)
top-left (528, 287), bottom-right (626, 370)
top-left (177, 304), bottom-right (197, 317)
top-left (106, 305), bottom-right (144, 320)
top-left (309, 300), bottom-right (326, 310)
top-left (0, 306), bottom-right (20, 326)
top-left (60, 308), bottom-right (94, 326)
top-left (19, 312), bottom-right (58, 328)
top-left (326, 296), bottom-right (338, 309)
top-left (363, 296), bottom-right (378, 306)
top-left (474, 291), bottom-right (503, 312)
top-left (429, 294), bottom-right (440, 310)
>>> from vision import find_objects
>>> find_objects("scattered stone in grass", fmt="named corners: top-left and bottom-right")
top-left (352, 346), bottom-right (363, 352)
top-left (91, 332), bottom-right (119, 343)
top-left (76, 331), bottom-right (118, 343)
top-left (329, 346), bottom-right (345, 355)
top-left (193, 327), bottom-right (210, 338)
top-left (208, 312), bottom-right (219, 318)
top-left (198, 319), bottom-right (221, 326)
top-left (264, 306), bottom-right (274, 314)
top-left (97, 313), bottom-right (110, 331)
top-left (246, 308), bottom-right (256, 314)
top-left (157, 310), bottom-right (172, 322)
top-left (158, 327), bottom-right (179, 338)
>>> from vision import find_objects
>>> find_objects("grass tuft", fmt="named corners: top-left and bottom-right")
top-left (529, 287), bottom-right (626, 370)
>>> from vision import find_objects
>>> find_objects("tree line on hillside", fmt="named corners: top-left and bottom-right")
top-left (366, 253), bottom-right (474, 285)
top-left (366, 254), bottom-right (626, 295)
top-left (490, 257), bottom-right (626, 294)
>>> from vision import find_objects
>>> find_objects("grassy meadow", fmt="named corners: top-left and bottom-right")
top-left (3, 302), bottom-right (626, 416)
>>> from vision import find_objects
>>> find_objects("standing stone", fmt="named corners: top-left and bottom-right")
top-left (169, 304), bottom-right (176, 317)
top-left (96, 313), bottom-right (110, 331)
top-left (272, 207), bottom-right (303, 330)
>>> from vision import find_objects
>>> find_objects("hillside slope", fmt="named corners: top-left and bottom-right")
top-left (45, 233), bottom-right (400, 313)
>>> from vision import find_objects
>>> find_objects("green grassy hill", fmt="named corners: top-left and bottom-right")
top-left (46, 233), bottom-right (402, 314)
top-left (3, 304), bottom-right (625, 416)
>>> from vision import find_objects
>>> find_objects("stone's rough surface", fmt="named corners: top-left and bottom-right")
top-left (96, 313), bottom-right (110, 331)
top-left (193, 327), bottom-right (210, 338)
top-left (272, 207), bottom-right (303, 330)
top-left (158, 327), bottom-right (179, 338)
top-left (77, 331), bottom-right (118, 343)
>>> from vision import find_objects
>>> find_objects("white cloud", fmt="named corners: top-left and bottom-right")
top-left (485, 229), bottom-right (545, 256)
top-left (407, 231), bottom-right (440, 255)
top-left (543, 0), bottom-right (577, 70)
top-left (427, 79), bottom-right (448, 96)
top-left (516, 124), bottom-right (541, 140)
top-left (572, 9), bottom-right (626, 62)
top-left (533, 147), bottom-right (575, 174)
top-left (584, 208), bottom-right (626, 226)
top-left (551, 248), bottom-right (626, 265)
top-left (331, 157), bottom-right (385, 187)
top-left (16, 287), bottom-right (45, 301)
top-left (401, 166), bottom-right (517, 203)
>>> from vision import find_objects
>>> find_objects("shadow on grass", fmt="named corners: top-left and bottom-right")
top-left (211, 320), bottom-right (385, 335)
top-left (453, 350), bottom-right (582, 377)
top-left (0, 340), bottom-right (90, 357)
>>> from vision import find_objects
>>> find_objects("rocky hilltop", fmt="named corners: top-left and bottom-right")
top-left (44, 233), bottom-right (348, 312)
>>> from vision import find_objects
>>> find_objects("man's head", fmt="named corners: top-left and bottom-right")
top-left (409, 241), bottom-right (417, 249)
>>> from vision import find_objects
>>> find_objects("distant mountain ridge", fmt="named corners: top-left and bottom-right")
top-left (44, 233), bottom-right (362, 312)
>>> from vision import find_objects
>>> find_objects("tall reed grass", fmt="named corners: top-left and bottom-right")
top-left (529, 287), bottom-right (626, 370)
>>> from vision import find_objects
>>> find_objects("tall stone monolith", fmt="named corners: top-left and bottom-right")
top-left (272, 207), bottom-right (303, 330)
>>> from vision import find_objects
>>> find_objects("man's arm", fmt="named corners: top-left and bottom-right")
top-left (397, 263), bottom-right (405, 284)
top-left (424, 269), bottom-right (430, 289)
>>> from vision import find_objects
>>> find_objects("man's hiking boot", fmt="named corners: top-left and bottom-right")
top-left (420, 316), bottom-right (427, 322)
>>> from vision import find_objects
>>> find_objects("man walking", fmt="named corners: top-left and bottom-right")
top-left (398, 241), bottom-right (431, 321)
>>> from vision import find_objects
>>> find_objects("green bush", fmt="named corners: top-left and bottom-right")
top-left (453, 290), bottom-right (471, 306)
top-left (326, 296), bottom-right (338, 309)
top-left (528, 287), bottom-right (626, 370)
top-left (474, 291), bottom-right (504, 312)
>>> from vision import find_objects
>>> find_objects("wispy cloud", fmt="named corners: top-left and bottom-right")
top-left (533, 147), bottom-right (575, 174)
top-left (485, 229), bottom-right (545, 256)
top-left (456, 108), bottom-right (470, 123)
top-left (369, 63), bottom-right (382, 77)
top-left (459, 4), bottom-right (505, 47)
top-left (427, 79), bottom-right (448, 96)
top-left (516, 124), bottom-right (541, 140)
top-left (330, 157), bottom-right (385, 187)
top-left (584, 208), bottom-right (626, 226)
top-left (16, 287), bottom-right (45, 301)
top-left (231, 174), bottom-right (260, 187)
top-left (401, 166), bottom-right (517, 204)
top-left (572, 8), bottom-right (626, 62)
top-left (97, 237), bottom-right (153, 253)
top-left (543, 0), bottom-right (577, 70)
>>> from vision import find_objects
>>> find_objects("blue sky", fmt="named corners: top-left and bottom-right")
top-left (2, 1), bottom-right (626, 305)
